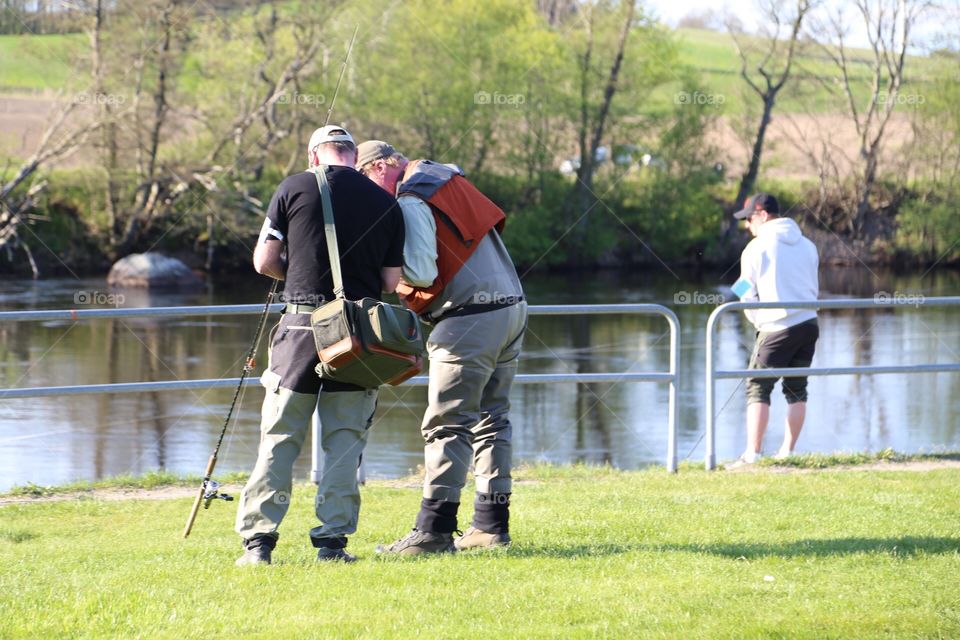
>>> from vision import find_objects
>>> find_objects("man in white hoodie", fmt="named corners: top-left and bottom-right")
top-left (730, 193), bottom-right (819, 467)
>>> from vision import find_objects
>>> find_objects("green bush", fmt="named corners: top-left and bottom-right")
top-left (895, 189), bottom-right (960, 264)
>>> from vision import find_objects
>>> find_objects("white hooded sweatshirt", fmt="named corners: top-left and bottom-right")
top-left (735, 217), bottom-right (819, 332)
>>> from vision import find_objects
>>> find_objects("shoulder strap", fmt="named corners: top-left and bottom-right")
top-left (314, 166), bottom-right (345, 300)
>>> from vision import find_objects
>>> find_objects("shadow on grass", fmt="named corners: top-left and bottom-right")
top-left (655, 537), bottom-right (960, 559)
top-left (502, 543), bottom-right (635, 559)
top-left (366, 544), bottom-right (637, 561)
top-left (0, 529), bottom-right (38, 543)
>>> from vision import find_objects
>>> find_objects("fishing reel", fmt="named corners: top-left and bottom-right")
top-left (202, 480), bottom-right (234, 509)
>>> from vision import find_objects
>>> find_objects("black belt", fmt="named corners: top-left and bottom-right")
top-left (435, 296), bottom-right (524, 322)
top-left (285, 303), bottom-right (319, 314)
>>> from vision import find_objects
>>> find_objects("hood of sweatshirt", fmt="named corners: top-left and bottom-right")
top-left (757, 217), bottom-right (802, 245)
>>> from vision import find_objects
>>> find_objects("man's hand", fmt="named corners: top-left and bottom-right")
top-left (381, 266), bottom-right (402, 293)
top-left (253, 238), bottom-right (286, 280)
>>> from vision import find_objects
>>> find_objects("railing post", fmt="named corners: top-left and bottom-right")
top-left (704, 305), bottom-right (727, 471)
top-left (311, 409), bottom-right (322, 485)
top-left (664, 308), bottom-right (680, 473)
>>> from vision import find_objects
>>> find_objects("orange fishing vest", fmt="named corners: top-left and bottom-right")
top-left (395, 161), bottom-right (506, 316)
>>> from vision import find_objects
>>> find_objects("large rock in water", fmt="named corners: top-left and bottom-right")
top-left (107, 253), bottom-right (203, 289)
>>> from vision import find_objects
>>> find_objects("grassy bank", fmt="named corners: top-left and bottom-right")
top-left (2, 463), bottom-right (959, 639)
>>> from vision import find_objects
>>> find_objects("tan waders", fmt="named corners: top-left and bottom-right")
top-left (235, 312), bottom-right (377, 561)
top-left (378, 302), bottom-right (526, 554)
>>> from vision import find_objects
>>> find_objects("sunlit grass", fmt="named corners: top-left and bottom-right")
top-left (2, 463), bottom-right (959, 638)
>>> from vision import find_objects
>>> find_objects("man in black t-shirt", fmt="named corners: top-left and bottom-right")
top-left (235, 125), bottom-right (404, 565)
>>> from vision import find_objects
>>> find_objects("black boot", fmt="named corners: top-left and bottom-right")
top-left (312, 535), bottom-right (357, 563)
top-left (414, 498), bottom-right (460, 533)
top-left (236, 534), bottom-right (276, 566)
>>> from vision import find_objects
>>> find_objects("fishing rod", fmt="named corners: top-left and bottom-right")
top-left (182, 25), bottom-right (360, 539)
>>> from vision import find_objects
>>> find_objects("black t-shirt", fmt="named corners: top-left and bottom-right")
top-left (265, 166), bottom-right (404, 304)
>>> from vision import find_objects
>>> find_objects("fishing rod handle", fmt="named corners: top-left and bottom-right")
top-left (182, 454), bottom-right (217, 538)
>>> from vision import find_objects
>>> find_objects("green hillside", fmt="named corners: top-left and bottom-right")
top-left (674, 27), bottom-right (938, 114)
top-left (0, 33), bottom-right (83, 92)
top-left (0, 27), bottom-right (938, 117)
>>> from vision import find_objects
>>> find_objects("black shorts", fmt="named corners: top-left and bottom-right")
top-left (264, 312), bottom-right (364, 394)
top-left (746, 319), bottom-right (819, 405)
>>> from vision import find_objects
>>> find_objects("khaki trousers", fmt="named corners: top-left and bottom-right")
top-left (235, 369), bottom-right (377, 544)
top-left (421, 302), bottom-right (527, 503)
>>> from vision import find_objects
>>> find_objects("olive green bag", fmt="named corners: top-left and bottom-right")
top-left (309, 167), bottom-right (425, 388)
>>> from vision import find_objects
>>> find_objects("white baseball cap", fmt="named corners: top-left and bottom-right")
top-left (308, 125), bottom-right (355, 152)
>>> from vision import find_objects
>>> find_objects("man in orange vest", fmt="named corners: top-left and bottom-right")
top-left (358, 140), bottom-right (527, 554)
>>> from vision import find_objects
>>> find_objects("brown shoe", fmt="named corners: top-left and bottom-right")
top-left (454, 526), bottom-right (511, 551)
top-left (375, 529), bottom-right (456, 556)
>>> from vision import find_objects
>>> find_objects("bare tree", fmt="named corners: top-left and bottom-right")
top-left (729, 0), bottom-right (814, 210)
top-left (566, 0), bottom-right (636, 263)
top-left (119, 0), bottom-right (188, 250)
top-left (810, 0), bottom-right (933, 232)
top-left (87, 0), bottom-right (124, 239)
top-left (203, 1), bottom-right (327, 171)
top-left (0, 100), bottom-right (103, 277)
top-left (537, 0), bottom-right (579, 27)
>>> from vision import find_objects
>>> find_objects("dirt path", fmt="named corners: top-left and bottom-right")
top-left (4, 461), bottom-right (959, 506)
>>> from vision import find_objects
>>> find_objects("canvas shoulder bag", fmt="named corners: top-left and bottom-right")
top-left (309, 166), bottom-right (425, 388)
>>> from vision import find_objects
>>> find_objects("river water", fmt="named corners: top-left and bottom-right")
top-left (1, 266), bottom-right (958, 491)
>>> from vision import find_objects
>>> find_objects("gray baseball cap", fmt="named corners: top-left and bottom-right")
top-left (356, 140), bottom-right (399, 168)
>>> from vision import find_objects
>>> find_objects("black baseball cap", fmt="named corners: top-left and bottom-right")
top-left (733, 193), bottom-right (780, 220)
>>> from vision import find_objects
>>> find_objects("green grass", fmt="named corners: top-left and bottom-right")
top-left (0, 33), bottom-right (83, 92)
top-left (756, 448), bottom-right (960, 469)
top-left (2, 463), bottom-right (959, 639)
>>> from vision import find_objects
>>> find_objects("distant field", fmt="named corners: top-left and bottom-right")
top-left (673, 28), bottom-right (938, 114)
top-left (0, 28), bottom-right (939, 110)
top-left (0, 33), bottom-right (83, 92)
top-left (0, 27), bottom-right (936, 179)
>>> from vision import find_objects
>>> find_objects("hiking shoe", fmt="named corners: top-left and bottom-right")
top-left (316, 547), bottom-right (357, 563)
top-left (454, 526), bottom-right (511, 551)
top-left (726, 453), bottom-right (762, 470)
top-left (235, 545), bottom-right (272, 566)
top-left (375, 529), bottom-right (456, 556)
top-left (773, 450), bottom-right (794, 461)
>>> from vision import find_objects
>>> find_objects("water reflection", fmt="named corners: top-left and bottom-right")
top-left (0, 267), bottom-right (958, 490)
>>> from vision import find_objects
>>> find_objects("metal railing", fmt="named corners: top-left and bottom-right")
top-left (0, 303), bottom-right (681, 472)
top-left (704, 297), bottom-right (960, 470)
